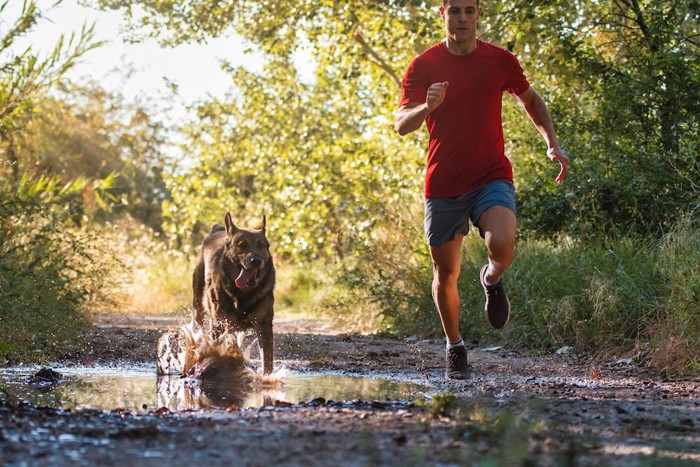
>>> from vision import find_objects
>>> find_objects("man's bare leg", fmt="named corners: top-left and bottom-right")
top-left (430, 233), bottom-right (465, 343)
top-left (430, 233), bottom-right (470, 379)
top-left (477, 206), bottom-right (516, 329)
top-left (478, 206), bottom-right (517, 284)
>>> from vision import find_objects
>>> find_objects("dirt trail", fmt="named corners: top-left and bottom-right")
top-left (1, 312), bottom-right (698, 466)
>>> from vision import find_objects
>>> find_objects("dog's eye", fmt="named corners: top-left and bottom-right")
top-left (237, 240), bottom-right (249, 250)
top-left (258, 241), bottom-right (269, 249)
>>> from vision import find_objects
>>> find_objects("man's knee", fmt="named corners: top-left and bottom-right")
top-left (429, 236), bottom-right (463, 279)
top-left (480, 206), bottom-right (516, 238)
top-left (433, 266), bottom-right (459, 289)
top-left (477, 207), bottom-right (515, 263)
top-left (432, 267), bottom-right (461, 302)
top-left (479, 205), bottom-right (516, 229)
top-left (486, 229), bottom-right (515, 254)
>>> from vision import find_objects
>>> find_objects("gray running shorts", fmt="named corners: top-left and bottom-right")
top-left (424, 179), bottom-right (516, 246)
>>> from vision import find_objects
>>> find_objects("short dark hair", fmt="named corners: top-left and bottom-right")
top-left (442, 0), bottom-right (480, 6)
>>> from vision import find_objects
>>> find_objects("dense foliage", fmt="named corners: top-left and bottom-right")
top-left (10, 83), bottom-right (171, 230)
top-left (2, 1), bottom-right (698, 373)
top-left (87, 0), bottom-right (699, 255)
top-left (491, 1), bottom-right (700, 236)
top-left (1, 1), bottom-right (177, 362)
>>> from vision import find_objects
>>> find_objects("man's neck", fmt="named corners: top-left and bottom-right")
top-left (444, 37), bottom-right (478, 56)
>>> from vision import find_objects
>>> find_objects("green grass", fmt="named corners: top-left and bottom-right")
top-left (508, 235), bottom-right (663, 349)
top-left (327, 219), bottom-right (700, 376)
top-left (502, 222), bottom-right (699, 377)
top-left (646, 221), bottom-right (700, 376)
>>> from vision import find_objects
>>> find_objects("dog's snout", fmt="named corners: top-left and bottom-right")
top-left (250, 256), bottom-right (263, 267)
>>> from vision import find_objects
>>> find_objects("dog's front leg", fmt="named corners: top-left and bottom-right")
top-left (256, 320), bottom-right (274, 375)
top-left (206, 286), bottom-right (232, 338)
top-left (192, 260), bottom-right (206, 325)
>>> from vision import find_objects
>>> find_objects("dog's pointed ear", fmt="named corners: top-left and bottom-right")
top-left (224, 212), bottom-right (238, 236)
top-left (255, 215), bottom-right (267, 233)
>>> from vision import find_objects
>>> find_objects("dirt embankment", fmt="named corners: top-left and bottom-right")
top-left (1, 313), bottom-right (698, 466)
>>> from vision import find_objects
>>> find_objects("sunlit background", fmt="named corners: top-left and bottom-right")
top-left (1, 0), bottom-right (698, 380)
top-left (5, 0), bottom-right (263, 119)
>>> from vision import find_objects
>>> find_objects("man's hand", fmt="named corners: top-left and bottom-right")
top-left (395, 81), bottom-right (449, 135)
top-left (548, 147), bottom-right (569, 184)
top-left (426, 81), bottom-right (449, 111)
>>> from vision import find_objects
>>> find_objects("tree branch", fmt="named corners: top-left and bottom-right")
top-left (353, 32), bottom-right (402, 88)
top-left (629, 0), bottom-right (658, 51)
top-left (684, 36), bottom-right (700, 48)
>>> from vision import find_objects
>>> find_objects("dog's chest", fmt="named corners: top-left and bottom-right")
top-left (207, 275), bottom-right (272, 324)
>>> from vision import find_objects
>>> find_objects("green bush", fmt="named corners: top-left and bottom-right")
top-left (0, 175), bottom-right (118, 363)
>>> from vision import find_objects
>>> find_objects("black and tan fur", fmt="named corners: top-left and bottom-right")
top-left (192, 212), bottom-right (275, 374)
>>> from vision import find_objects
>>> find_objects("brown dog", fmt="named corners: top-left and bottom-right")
top-left (192, 212), bottom-right (275, 374)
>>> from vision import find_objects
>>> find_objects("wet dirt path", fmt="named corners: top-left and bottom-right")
top-left (1, 313), bottom-right (698, 466)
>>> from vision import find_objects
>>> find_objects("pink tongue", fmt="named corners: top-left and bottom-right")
top-left (235, 268), bottom-right (253, 289)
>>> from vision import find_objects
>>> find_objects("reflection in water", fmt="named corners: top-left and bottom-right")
top-left (0, 366), bottom-right (428, 412)
top-left (156, 374), bottom-right (284, 410)
top-left (0, 367), bottom-right (157, 412)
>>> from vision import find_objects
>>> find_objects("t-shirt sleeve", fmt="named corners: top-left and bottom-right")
top-left (502, 51), bottom-right (530, 96)
top-left (399, 56), bottom-right (428, 107)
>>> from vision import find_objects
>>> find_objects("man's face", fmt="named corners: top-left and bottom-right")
top-left (440, 0), bottom-right (481, 42)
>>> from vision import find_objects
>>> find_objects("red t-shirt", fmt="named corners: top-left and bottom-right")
top-left (399, 39), bottom-right (530, 198)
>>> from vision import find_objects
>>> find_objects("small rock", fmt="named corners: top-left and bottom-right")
top-left (28, 368), bottom-right (63, 389)
top-left (308, 397), bottom-right (326, 406)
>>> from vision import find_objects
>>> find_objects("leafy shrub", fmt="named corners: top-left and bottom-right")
top-left (0, 175), bottom-right (119, 362)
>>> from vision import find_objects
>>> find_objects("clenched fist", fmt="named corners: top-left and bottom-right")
top-left (426, 81), bottom-right (449, 111)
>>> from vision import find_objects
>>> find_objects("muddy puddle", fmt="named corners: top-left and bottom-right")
top-left (0, 365), bottom-right (430, 412)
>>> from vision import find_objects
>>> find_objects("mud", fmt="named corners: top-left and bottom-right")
top-left (1, 313), bottom-right (698, 466)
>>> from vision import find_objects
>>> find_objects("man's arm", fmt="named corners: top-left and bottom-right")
top-left (395, 81), bottom-right (449, 136)
top-left (394, 102), bottom-right (431, 136)
top-left (514, 86), bottom-right (569, 184)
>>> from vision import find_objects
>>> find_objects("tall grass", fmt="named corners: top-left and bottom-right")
top-left (330, 217), bottom-right (699, 376)
top-left (509, 236), bottom-right (663, 349)
top-left (93, 216), bottom-right (196, 315)
top-left (505, 221), bottom-right (699, 377)
top-left (647, 221), bottom-right (700, 376)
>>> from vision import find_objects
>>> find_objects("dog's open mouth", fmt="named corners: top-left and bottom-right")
top-left (235, 266), bottom-right (259, 289)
